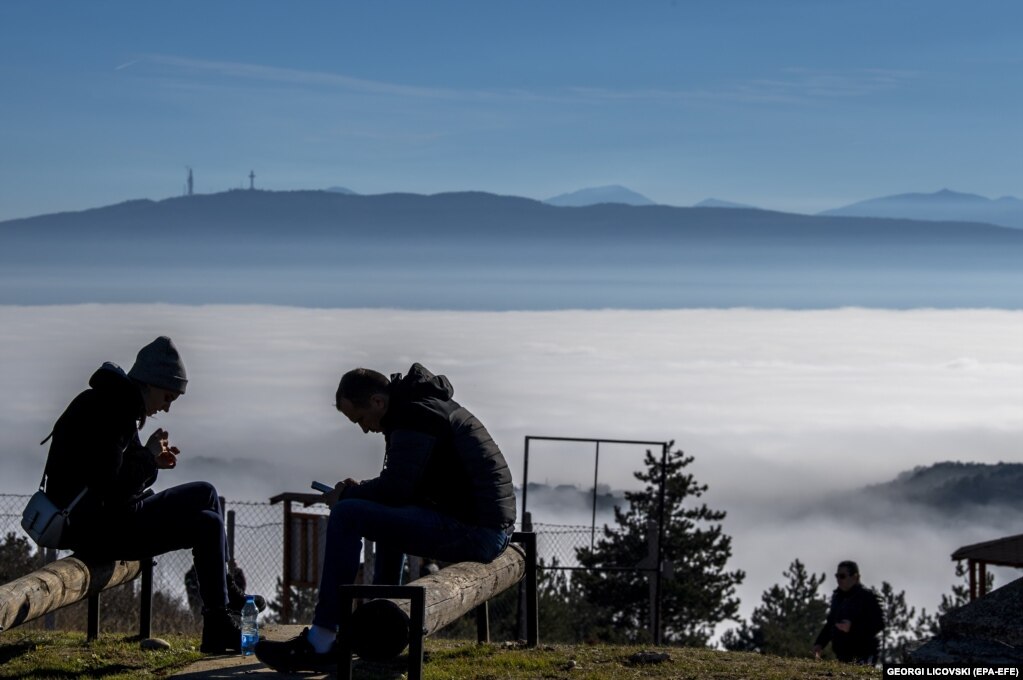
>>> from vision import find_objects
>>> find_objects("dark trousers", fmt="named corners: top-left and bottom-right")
top-left (77, 481), bottom-right (228, 610)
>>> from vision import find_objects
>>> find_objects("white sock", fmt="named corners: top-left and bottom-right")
top-left (307, 624), bottom-right (336, 654)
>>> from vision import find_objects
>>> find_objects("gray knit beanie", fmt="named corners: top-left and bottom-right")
top-left (128, 336), bottom-right (188, 394)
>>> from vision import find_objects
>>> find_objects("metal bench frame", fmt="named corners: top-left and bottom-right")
top-left (336, 531), bottom-right (537, 680)
top-left (85, 557), bottom-right (155, 641)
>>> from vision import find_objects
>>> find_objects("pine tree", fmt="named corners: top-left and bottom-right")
top-left (573, 442), bottom-right (744, 646)
top-left (879, 581), bottom-right (923, 663)
top-left (266, 577), bottom-right (319, 624)
top-left (721, 559), bottom-right (828, 657)
top-left (0, 532), bottom-right (44, 583)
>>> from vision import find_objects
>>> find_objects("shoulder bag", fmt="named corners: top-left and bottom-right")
top-left (21, 474), bottom-right (87, 549)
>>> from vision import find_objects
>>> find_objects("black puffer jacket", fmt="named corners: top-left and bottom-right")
top-left (343, 363), bottom-right (517, 531)
top-left (43, 363), bottom-right (159, 543)
top-left (815, 583), bottom-right (885, 662)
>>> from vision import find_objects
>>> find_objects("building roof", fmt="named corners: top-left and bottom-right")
top-left (952, 533), bottom-right (1023, 567)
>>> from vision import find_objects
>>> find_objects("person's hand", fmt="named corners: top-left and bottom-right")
top-left (835, 620), bottom-right (851, 633)
top-left (812, 644), bottom-right (823, 659)
top-left (146, 428), bottom-right (179, 469)
top-left (321, 478), bottom-right (358, 506)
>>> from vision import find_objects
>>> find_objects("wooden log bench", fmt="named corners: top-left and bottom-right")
top-left (0, 554), bottom-right (155, 641)
top-left (337, 531), bottom-right (538, 680)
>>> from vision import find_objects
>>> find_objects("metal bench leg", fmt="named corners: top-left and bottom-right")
top-left (87, 592), bottom-right (100, 642)
top-left (139, 558), bottom-right (154, 639)
top-left (407, 587), bottom-right (425, 680)
top-left (337, 584), bottom-right (426, 680)
top-left (475, 601), bottom-right (490, 643)
top-left (337, 586), bottom-right (356, 680)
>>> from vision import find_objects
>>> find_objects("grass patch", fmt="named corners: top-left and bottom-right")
top-left (353, 639), bottom-right (880, 680)
top-left (0, 630), bottom-right (202, 679)
top-left (0, 633), bottom-right (879, 679)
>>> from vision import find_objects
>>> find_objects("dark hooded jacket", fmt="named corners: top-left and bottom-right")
top-left (814, 582), bottom-right (885, 662)
top-left (342, 363), bottom-right (516, 531)
top-left (42, 363), bottom-right (159, 546)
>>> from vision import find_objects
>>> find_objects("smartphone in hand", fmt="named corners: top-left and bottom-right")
top-left (311, 480), bottom-right (333, 494)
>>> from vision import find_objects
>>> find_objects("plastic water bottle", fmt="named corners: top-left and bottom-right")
top-left (240, 596), bottom-right (258, 656)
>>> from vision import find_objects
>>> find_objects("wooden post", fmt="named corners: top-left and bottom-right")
top-left (270, 491), bottom-right (334, 623)
top-left (348, 544), bottom-right (527, 660)
top-left (971, 560), bottom-right (977, 600)
top-left (968, 560), bottom-right (977, 601)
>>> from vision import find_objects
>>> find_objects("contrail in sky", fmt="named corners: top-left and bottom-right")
top-left (114, 59), bottom-right (140, 70)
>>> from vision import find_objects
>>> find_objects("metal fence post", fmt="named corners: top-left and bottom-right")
top-left (509, 531), bottom-right (540, 646)
top-left (227, 509), bottom-right (236, 563)
top-left (516, 512), bottom-right (533, 641)
top-left (282, 498), bottom-right (293, 621)
top-left (653, 442), bottom-right (669, 646)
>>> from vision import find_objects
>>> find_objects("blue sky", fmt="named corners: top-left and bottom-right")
top-left (1, 0), bottom-right (1021, 221)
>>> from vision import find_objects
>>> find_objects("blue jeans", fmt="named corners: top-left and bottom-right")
top-left (312, 499), bottom-right (511, 630)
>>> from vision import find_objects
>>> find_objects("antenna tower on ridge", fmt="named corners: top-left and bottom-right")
top-left (249, 170), bottom-right (256, 190)
top-left (186, 167), bottom-right (194, 196)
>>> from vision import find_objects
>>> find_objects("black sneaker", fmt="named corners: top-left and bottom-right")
top-left (227, 573), bottom-right (266, 614)
top-left (254, 628), bottom-right (336, 673)
top-left (200, 607), bottom-right (243, 654)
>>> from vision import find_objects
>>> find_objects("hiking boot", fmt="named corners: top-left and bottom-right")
top-left (254, 627), bottom-right (336, 673)
top-left (227, 573), bottom-right (266, 614)
top-left (200, 607), bottom-right (243, 654)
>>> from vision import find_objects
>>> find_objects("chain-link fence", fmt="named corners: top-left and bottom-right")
top-left (531, 523), bottom-right (593, 569)
top-left (0, 494), bottom-right (586, 640)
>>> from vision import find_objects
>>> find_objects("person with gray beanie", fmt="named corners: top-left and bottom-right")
top-left (40, 336), bottom-right (263, 654)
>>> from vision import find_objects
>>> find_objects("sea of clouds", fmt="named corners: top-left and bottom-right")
top-left (1, 304), bottom-right (1021, 630)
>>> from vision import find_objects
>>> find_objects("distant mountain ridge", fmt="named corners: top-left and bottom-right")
top-left (694, 198), bottom-right (759, 210)
top-left (821, 189), bottom-right (1023, 229)
top-left (544, 185), bottom-right (656, 207)
top-left (2, 188), bottom-right (1022, 308)
top-left (865, 461), bottom-right (1023, 511)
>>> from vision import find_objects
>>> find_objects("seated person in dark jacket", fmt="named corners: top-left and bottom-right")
top-left (42, 336), bottom-right (261, 654)
top-left (256, 363), bottom-right (517, 672)
top-left (813, 560), bottom-right (885, 664)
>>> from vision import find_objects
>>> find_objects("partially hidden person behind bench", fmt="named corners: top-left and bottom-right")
top-left (813, 560), bottom-right (885, 664)
top-left (41, 336), bottom-right (263, 653)
top-left (255, 363), bottom-right (517, 672)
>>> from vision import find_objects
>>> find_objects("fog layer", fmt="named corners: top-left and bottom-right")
top-left (1, 305), bottom-right (1020, 623)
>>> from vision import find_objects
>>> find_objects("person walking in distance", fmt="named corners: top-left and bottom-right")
top-left (813, 560), bottom-right (885, 664)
